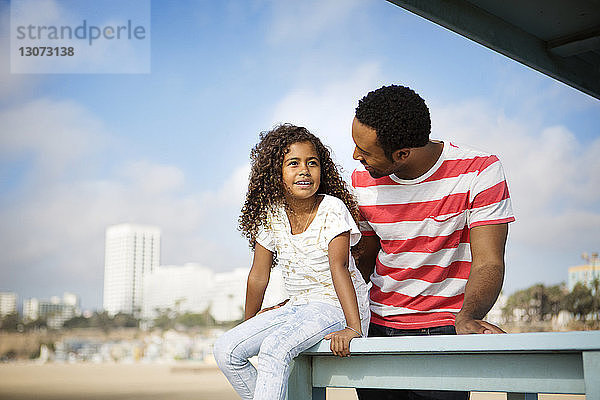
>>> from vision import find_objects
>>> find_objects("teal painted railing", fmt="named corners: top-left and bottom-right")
top-left (288, 331), bottom-right (600, 400)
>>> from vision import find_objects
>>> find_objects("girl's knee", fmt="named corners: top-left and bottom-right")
top-left (214, 334), bottom-right (243, 367)
top-left (214, 332), bottom-right (254, 369)
top-left (213, 335), bottom-right (230, 367)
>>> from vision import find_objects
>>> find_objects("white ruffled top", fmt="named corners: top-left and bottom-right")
top-left (256, 194), bottom-right (370, 331)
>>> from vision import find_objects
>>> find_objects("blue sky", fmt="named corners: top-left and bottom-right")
top-left (1, 0), bottom-right (599, 311)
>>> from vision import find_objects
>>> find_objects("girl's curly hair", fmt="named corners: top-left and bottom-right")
top-left (239, 124), bottom-right (360, 250)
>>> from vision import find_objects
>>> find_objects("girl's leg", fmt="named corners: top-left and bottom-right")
top-left (253, 302), bottom-right (345, 400)
top-left (213, 305), bottom-right (294, 400)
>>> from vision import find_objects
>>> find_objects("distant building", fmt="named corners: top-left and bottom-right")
top-left (103, 224), bottom-right (160, 316)
top-left (63, 292), bottom-right (80, 309)
top-left (142, 263), bottom-right (215, 318)
top-left (23, 293), bottom-right (81, 329)
top-left (209, 268), bottom-right (249, 323)
top-left (568, 264), bottom-right (600, 291)
top-left (142, 264), bottom-right (286, 323)
top-left (0, 292), bottom-right (17, 316)
top-left (209, 267), bottom-right (285, 323)
top-left (23, 298), bottom-right (39, 321)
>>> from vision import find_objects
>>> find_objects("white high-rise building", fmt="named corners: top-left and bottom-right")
top-left (0, 292), bottom-right (17, 317)
top-left (103, 224), bottom-right (160, 316)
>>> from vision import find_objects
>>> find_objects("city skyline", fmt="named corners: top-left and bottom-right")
top-left (2, 220), bottom-right (595, 314)
top-left (1, 1), bottom-right (599, 310)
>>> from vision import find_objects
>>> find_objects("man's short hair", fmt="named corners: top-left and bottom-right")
top-left (355, 85), bottom-right (431, 159)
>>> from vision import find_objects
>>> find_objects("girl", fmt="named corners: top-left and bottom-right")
top-left (214, 124), bottom-right (370, 400)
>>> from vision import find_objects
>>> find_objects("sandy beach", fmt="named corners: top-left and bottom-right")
top-left (0, 363), bottom-right (585, 400)
top-left (0, 363), bottom-right (361, 400)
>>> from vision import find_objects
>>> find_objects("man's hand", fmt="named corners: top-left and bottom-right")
top-left (256, 299), bottom-right (289, 315)
top-left (324, 327), bottom-right (361, 357)
top-left (455, 314), bottom-right (505, 334)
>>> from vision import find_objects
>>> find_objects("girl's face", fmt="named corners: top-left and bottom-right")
top-left (282, 141), bottom-right (321, 201)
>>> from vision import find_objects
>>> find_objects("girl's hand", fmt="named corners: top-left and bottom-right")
top-left (324, 327), bottom-right (361, 357)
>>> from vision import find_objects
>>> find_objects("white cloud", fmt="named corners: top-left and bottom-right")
top-left (431, 98), bottom-right (600, 252)
top-left (0, 99), bottom-right (251, 308)
top-left (208, 163), bottom-right (251, 207)
top-left (264, 0), bottom-right (365, 45)
top-left (120, 161), bottom-right (186, 195)
top-left (270, 62), bottom-right (384, 173)
top-left (0, 98), bottom-right (106, 179)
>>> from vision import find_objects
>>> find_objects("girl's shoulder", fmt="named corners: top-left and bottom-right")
top-left (320, 194), bottom-right (350, 214)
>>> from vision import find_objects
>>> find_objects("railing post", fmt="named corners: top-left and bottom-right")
top-left (506, 393), bottom-right (538, 400)
top-left (583, 351), bottom-right (600, 400)
top-left (287, 356), bottom-right (313, 400)
top-left (312, 387), bottom-right (326, 400)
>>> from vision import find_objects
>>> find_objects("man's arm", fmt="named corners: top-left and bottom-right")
top-left (355, 234), bottom-right (381, 284)
top-left (455, 223), bottom-right (508, 334)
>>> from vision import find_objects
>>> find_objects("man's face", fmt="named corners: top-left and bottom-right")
top-left (352, 117), bottom-right (395, 178)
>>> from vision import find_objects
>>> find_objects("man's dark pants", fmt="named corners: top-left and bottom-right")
top-left (356, 323), bottom-right (470, 400)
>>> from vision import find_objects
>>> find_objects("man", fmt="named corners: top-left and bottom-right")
top-left (351, 85), bottom-right (515, 400)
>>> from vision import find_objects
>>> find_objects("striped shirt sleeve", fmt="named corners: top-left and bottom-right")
top-left (351, 169), bottom-right (377, 236)
top-left (468, 156), bottom-right (515, 228)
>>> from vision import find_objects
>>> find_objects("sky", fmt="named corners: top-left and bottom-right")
top-left (1, 0), bottom-right (599, 311)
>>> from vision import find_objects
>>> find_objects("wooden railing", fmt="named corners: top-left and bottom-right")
top-left (287, 331), bottom-right (600, 400)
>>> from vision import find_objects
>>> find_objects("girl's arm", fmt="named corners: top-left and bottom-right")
top-left (244, 242), bottom-right (274, 320)
top-left (324, 231), bottom-right (362, 357)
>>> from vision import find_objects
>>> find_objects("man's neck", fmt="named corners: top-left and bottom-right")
top-left (393, 140), bottom-right (444, 180)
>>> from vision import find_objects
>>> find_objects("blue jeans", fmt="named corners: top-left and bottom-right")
top-left (213, 301), bottom-right (346, 400)
top-left (356, 323), bottom-right (469, 400)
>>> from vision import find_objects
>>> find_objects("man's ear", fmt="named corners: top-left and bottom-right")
top-left (392, 148), bottom-right (409, 162)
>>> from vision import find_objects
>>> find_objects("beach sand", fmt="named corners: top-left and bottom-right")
top-left (0, 363), bottom-right (585, 400)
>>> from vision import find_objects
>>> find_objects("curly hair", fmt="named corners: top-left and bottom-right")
top-left (355, 85), bottom-right (431, 159)
top-left (239, 124), bottom-right (360, 251)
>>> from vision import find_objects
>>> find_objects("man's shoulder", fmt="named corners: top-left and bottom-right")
top-left (441, 141), bottom-right (505, 177)
top-left (444, 141), bottom-right (498, 160)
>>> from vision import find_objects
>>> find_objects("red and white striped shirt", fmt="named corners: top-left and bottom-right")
top-left (351, 142), bottom-right (515, 329)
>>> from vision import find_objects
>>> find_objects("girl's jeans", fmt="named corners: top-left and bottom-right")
top-left (213, 301), bottom-right (345, 400)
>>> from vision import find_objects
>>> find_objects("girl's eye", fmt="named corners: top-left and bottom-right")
top-left (308, 161), bottom-right (319, 166)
